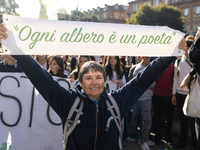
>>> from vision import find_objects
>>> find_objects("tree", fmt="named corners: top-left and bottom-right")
top-left (0, 0), bottom-right (19, 15)
top-left (91, 13), bottom-right (99, 22)
top-left (39, 0), bottom-right (48, 20)
top-left (58, 7), bottom-right (69, 15)
top-left (71, 9), bottom-right (84, 16)
top-left (70, 9), bottom-right (99, 22)
top-left (127, 4), bottom-right (184, 31)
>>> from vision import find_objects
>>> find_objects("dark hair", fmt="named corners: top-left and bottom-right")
top-left (186, 41), bottom-right (193, 47)
top-left (74, 55), bottom-right (90, 74)
top-left (89, 56), bottom-right (96, 61)
top-left (105, 56), bottom-right (123, 80)
top-left (63, 55), bottom-right (68, 70)
top-left (35, 55), bottom-right (47, 61)
top-left (48, 55), bottom-right (65, 77)
top-left (79, 61), bottom-right (107, 83)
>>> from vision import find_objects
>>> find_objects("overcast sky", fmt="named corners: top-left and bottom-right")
top-left (15, 0), bottom-right (133, 19)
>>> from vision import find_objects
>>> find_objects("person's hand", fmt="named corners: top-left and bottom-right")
top-left (112, 79), bottom-right (119, 84)
top-left (171, 94), bottom-right (176, 105)
top-left (118, 80), bottom-right (124, 87)
top-left (68, 78), bottom-right (74, 83)
top-left (178, 38), bottom-right (187, 52)
top-left (0, 23), bottom-right (7, 43)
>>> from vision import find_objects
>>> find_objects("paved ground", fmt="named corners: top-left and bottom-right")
top-left (122, 109), bottom-right (192, 150)
top-left (122, 133), bottom-right (190, 150)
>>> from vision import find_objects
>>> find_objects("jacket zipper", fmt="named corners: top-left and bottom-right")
top-left (94, 105), bottom-right (99, 150)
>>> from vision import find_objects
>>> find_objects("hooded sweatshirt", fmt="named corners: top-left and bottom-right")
top-left (12, 55), bottom-right (175, 150)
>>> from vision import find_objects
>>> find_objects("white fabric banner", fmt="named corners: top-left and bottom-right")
top-left (2, 14), bottom-right (184, 56)
top-left (0, 73), bottom-right (119, 150)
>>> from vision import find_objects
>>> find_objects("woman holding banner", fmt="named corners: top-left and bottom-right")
top-left (0, 24), bottom-right (187, 150)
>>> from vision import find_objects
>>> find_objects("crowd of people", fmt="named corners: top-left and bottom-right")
top-left (0, 22), bottom-right (199, 150)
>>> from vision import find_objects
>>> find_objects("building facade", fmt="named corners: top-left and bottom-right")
top-left (84, 4), bottom-right (129, 24)
top-left (128, 0), bottom-right (200, 35)
top-left (57, 13), bottom-right (92, 22)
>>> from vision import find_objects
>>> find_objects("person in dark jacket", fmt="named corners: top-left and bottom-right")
top-left (0, 24), bottom-right (186, 150)
top-left (0, 55), bottom-right (22, 72)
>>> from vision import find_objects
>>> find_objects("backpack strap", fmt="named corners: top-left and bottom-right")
top-left (63, 96), bottom-right (84, 150)
top-left (106, 93), bottom-right (122, 150)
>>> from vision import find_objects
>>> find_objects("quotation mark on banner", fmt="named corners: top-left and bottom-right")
top-left (14, 25), bottom-right (19, 31)
top-left (173, 32), bottom-right (176, 36)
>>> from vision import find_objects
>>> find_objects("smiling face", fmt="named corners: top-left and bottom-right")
top-left (50, 59), bottom-right (60, 75)
top-left (80, 70), bottom-right (105, 100)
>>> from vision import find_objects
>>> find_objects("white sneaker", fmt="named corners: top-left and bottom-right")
top-left (140, 142), bottom-right (151, 150)
top-left (138, 139), bottom-right (155, 146)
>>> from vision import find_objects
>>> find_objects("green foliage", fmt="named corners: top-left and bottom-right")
top-left (91, 13), bottom-right (99, 22)
top-left (0, 0), bottom-right (19, 15)
top-left (58, 7), bottom-right (69, 15)
top-left (71, 10), bottom-right (84, 16)
top-left (70, 10), bottom-right (100, 22)
top-left (127, 3), bottom-right (184, 31)
top-left (0, 142), bottom-right (11, 150)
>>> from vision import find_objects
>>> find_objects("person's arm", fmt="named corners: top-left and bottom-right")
top-left (69, 71), bottom-right (75, 83)
top-left (111, 37), bottom-right (189, 117)
top-left (118, 74), bottom-right (126, 87)
top-left (12, 55), bottom-right (76, 118)
top-left (180, 74), bottom-right (191, 89)
top-left (172, 59), bottom-right (179, 105)
top-left (112, 56), bottom-right (177, 118)
top-left (180, 68), bottom-right (198, 89)
top-left (0, 24), bottom-right (75, 119)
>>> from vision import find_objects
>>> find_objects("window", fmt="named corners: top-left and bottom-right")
top-left (96, 15), bottom-right (99, 20)
top-left (145, 1), bottom-right (151, 6)
top-left (162, 0), bottom-right (168, 4)
top-left (195, 6), bottom-right (200, 15)
top-left (97, 8), bottom-right (100, 12)
top-left (183, 8), bottom-right (189, 16)
top-left (105, 6), bottom-right (107, 10)
top-left (114, 12), bottom-right (120, 19)
top-left (172, 0), bottom-right (178, 3)
top-left (154, 0), bottom-right (159, 6)
top-left (133, 4), bottom-right (138, 12)
top-left (124, 7), bottom-right (128, 11)
top-left (115, 5), bottom-right (118, 9)
top-left (103, 13), bottom-right (107, 19)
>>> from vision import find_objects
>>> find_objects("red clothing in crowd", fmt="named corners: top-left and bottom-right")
top-left (154, 64), bottom-right (173, 97)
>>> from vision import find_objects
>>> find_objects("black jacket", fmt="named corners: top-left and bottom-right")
top-left (12, 55), bottom-right (175, 150)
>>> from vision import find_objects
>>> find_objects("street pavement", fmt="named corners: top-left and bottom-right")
top-left (122, 109), bottom-right (192, 150)
top-left (122, 134), bottom-right (190, 150)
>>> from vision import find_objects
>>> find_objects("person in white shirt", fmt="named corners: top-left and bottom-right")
top-left (172, 35), bottom-right (194, 149)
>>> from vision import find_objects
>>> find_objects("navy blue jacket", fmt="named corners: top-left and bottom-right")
top-left (0, 60), bottom-right (22, 72)
top-left (12, 55), bottom-right (175, 150)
